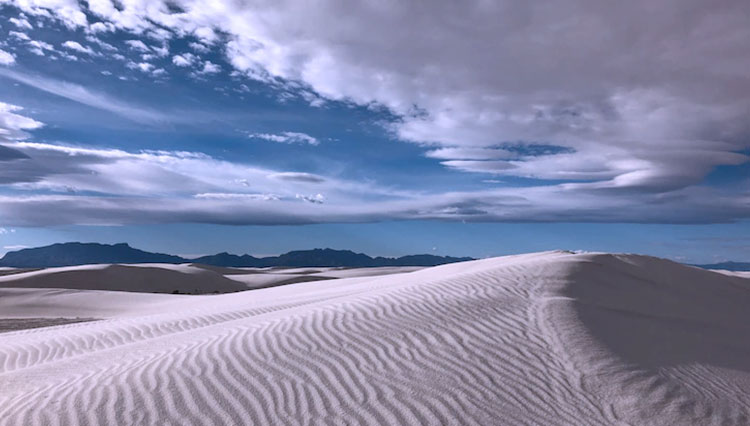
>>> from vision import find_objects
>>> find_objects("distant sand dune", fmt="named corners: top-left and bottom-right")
top-left (1, 251), bottom-right (749, 425)
top-left (0, 264), bottom-right (249, 294)
top-left (0, 264), bottom-right (421, 294)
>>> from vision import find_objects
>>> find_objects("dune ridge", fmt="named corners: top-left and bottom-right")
top-left (1, 251), bottom-right (749, 425)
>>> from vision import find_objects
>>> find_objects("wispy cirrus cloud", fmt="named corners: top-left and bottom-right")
top-left (0, 68), bottom-right (172, 124)
top-left (249, 132), bottom-right (319, 146)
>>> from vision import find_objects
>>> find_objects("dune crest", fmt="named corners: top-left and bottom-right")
top-left (1, 251), bottom-right (749, 425)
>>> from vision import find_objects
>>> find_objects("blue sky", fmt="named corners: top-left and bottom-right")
top-left (0, 1), bottom-right (747, 263)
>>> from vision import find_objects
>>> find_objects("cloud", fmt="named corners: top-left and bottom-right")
top-left (89, 22), bottom-right (114, 33)
top-left (9, 16), bottom-right (32, 30)
top-left (194, 193), bottom-right (280, 201)
top-left (268, 172), bottom-right (325, 183)
top-left (197, 61), bottom-right (221, 75)
top-left (127, 61), bottom-right (154, 73)
top-left (0, 137), bottom-right (378, 206)
top-left (0, 68), bottom-right (171, 124)
top-left (0, 102), bottom-right (44, 141)
top-left (193, 27), bottom-right (217, 44)
top-left (0, 50), bottom-right (15, 66)
top-left (425, 148), bottom-right (515, 160)
top-left (0, 145), bottom-right (30, 161)
top-left (8, 0), bottom-right (748, 197)
top-left (26, 40), bottom-right (55, 56)
top-left (124, 39), bottom-right (151, 52)
top-left (250, 132), bottom-right (320, 146)
top-left (9, 31), bottom-right (30, 41)
top-left (172, 53), bottom-right (196, 67)
top-left (0, 105), bottom-right (746, 226)
top-left (86, 36), bottom-right (118, 51)
top-left (62, 40), bottom-right (94, 55)
top-left (296, 193), bottom-right (325, 204)
top-left (189, 42), bottom-right (209, 53)
top-left (1, 1), bottom-right (750, 226)
top-left (440, 160), bottom-right (517, 175)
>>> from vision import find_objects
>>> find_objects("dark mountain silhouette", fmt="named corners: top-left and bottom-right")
top-left (0, 242), bottom-right (473, 268)
top-left (694, 261), bottom-right (750, 271)
top-left (269, 248), bottom-right (376, 267)
top-left (190, 252), bottom-right (260, 267)
top-left (0, 242), bottom-right (184, 268)
top-left (191, 248), bottom-right (473, 267)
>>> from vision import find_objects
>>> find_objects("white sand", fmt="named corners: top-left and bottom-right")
top-left (713, 269), bottom-right (750, 279)
top-left (0, 263), bottom-right (420, 293)
top-left (1, 251), bottom-right (749, 425)
top-left (0, 263), bottom-right (249, 294)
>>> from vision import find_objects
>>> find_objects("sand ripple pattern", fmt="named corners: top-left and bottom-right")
top-left (2, 251), bottom-right (749, 425)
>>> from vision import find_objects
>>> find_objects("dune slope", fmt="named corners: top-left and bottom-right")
top-left (0, 264), bottom-right (250, 294)
top-left (1, 251), bottom-right (749, 425)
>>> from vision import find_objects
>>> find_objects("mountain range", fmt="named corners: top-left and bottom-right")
top-left (0, 242), bottom-right (473, 268)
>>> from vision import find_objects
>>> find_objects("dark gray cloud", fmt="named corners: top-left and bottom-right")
top-left (0, 145), bottom-right (29, 161)
top-left (269, 172), bottom-right (326, 183)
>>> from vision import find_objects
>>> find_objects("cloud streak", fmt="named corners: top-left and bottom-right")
top-left (0, 68), bottom-right (171, 124)
top-left (250, 132), bottom-right (320, 146)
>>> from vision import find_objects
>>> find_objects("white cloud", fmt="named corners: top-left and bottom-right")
top-left (124, 39), bottom-right (150, 52)
top-left (195, 193), bottom-right (280, 201)
top-left (0, 50), bottom-right (16, 66)
top-left (152, 45), bottom-right (169, 57)
top-left (425, 148), bottom-right (516, 161)
top-left (172, 53), bottom-right (196, 67)
top-left (198, 61), bottom-right (221, 75)
top-left (0, 102), bottom-right (44, 141)
top-left (26, 40), bottom-right (55, 56)
top-left (250, 132), bottom-right (319, 146)
top-left (9, 31), bottom-right (30, 41)
top-left (126, 61), bottom-right (154, 73)
top-left (193, 27), bottom-right (217, 44)
top-left (9, 17), bottom-right (32, 30)
top-left (86, 37), bottom-right (117, 52)
top-left (147, 28), bottom-right (172, 41)
top-left (89, 22), bottom-right (114, 33)
top-left (60, 52), bottom-right (79, 61)
top-left (189, 42), bottom-right (209, 53)
top-left (3, 245), bottom-right (28, 250)
top-left (0, 138), bottom-right (747, 226)
top-left (62, 41), bottom-right (94, 55)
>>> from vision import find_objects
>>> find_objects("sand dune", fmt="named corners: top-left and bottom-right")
top-left (0, 264), bottom-right (422, 294)
top-left (1, 251), bottom-right (749, 425)
top-left (0, 264), bottom-right (249, 294)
